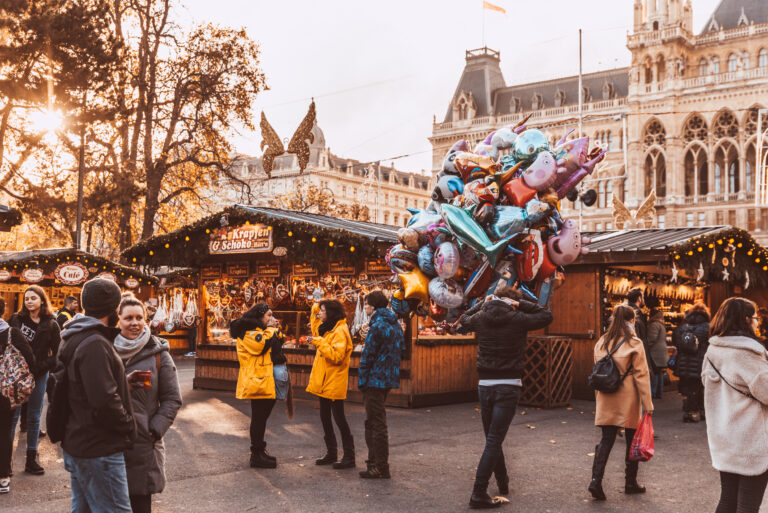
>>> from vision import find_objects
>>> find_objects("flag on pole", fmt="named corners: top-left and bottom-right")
top-left (483, 1), bottom-right (505, 14)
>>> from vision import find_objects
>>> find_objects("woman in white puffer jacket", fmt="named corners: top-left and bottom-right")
top-left (702, 297), bottom-right (768, 513)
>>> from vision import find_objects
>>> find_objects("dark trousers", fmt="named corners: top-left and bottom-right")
top-left (129, 494), bottom-right (152, 513)
top-left (474, 385), bottom-right (521, 490)
top-left (249, 399), bottom-right (276, 452)
top-left (716, 470), bottom-right (768, 513)
top-left (679, 377), bottom-right (704, 413)
top-left (598, 425), bottom-right (635, 461)
top-left (319, 397), bottom-right (353, 452)
top-left (0, 405), bottom-right (13, 478)
top-left (363, 389), bottom-right (389, 469)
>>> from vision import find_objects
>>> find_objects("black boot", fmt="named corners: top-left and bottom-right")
top-left (624, 460), bottom-right (646, 494)
top-left (588, 444), bottom-right (609, 500)
top-left (333, 436), bottom-right (355, 469)
top-left (315, 435), bottom-right (337, 465)
top-left (249, 447), bottom-right (277, 469)
top-left (24, 450), bottom-right (44, 475)
top-left (469, 481), bottom-right (503, 509)
top-left (261, 442), bottom-right (276, 463)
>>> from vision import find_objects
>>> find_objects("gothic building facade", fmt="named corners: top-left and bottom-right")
top-left (429, 0), bottom-right (768, 242)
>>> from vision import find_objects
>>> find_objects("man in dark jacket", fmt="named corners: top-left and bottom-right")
top-left (357, 290), bottom-right (403, 480)
top-left (460, 286), bottom-right (553, 509)
top-left (56, 295), bottom-right (78, 329)
top-left (56, 279), bottom-right (136, 512)
top-left (672, 302), bottom-right (710, 422)
top-left (626, 288), bottom-right (647, 346)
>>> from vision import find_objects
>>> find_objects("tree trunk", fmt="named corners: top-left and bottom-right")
top-left (140, 167), bottom-right (163, 240)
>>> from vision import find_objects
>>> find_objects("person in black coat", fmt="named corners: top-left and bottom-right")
top-left (0, 297), bottom-right (36, 494)
top-left (9, 285), bottom-right (60, 475)
top-left (459, 286), bottom-right (553, 509)
top-left (672, 302), bottom-right (710, 422)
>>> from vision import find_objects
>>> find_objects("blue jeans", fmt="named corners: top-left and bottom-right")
top-left (475, 385), bottom-right (521, 490)
top-left (63, 451), bottom-right (132, 513)
top-left (11, 372), bottom-right (48, 451)
top-left (651, 371), bottom-right (665, 399)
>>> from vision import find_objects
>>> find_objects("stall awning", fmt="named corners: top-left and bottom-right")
top-left (123, 205), bottom-right (400, 268)
top-left (582, 226), bottom-right (730, 253)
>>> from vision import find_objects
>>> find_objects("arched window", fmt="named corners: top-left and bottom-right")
top-left (682, 114), bottom-right (708, 144)
top-left (699, 58), bottom-right (708, 76)
top-left (645, 63), bottom-right (653, 84)
top-left (657, 56), bottom-right (666, 82)
top-left (606, 180), bottom-right (613, 206)
top-left (684, 145), bottom-right (708, 197)
top-left (712, 56), bottom-right (720, 74)
top-left (645, 149), bottom-right (666, 198)
top-left (531, 93), bottom-right (543, 110)
top-left (554, 90), bottom-right (566, 107)
top-left (715, 143), bottom-right (739, 194)
top-left (759, 49), bottom-right (768, 68)
top-left (458, 99), bottom-right (467, 120)
top-left (728, 53), bottom-right (738, 72)
top-left (598, 181), bottom-right (606, 208)
top-left (643, 119), bottom-right (666, 149)
top-left (713, 109), bottom-right (739, 139)
top-left (746, 143), bottom-right (755, 193)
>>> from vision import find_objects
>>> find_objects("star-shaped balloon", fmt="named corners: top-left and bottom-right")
top-left (398, 268), bottom-right (430, 303)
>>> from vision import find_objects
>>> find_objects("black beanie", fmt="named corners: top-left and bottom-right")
top-left (81, 278), bottom-right (122, 319)
top-left (229, 303), bottom-right (270, 339)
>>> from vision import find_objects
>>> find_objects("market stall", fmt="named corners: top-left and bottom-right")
top-left (150, 268), bottom-right (200, 355)
top-left (0, 248), bottom-right (156, 318)
top-left (541, 226), bottom-right (768, 399)
top-left (124, 205), bottom-right (489, 407)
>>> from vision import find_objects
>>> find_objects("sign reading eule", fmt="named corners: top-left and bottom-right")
top-left (209, 224), bottom-right (273, 254)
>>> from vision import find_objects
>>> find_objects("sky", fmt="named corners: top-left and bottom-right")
top-left (180, 0), bottom-right (722, 174)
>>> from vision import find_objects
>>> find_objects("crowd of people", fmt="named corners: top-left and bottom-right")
top-left (1, 279), bottom-right (768, 512)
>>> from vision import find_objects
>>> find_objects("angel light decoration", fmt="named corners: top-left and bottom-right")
top-left (260, 101), bottom-right (317, 177)
top-left (612, 190), bottom-right (657, 230)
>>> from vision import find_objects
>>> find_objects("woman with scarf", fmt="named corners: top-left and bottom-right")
top-left (115, 296), bottom-right (182, 513)
top-left (307, 299), bottom-right (355, 469)
top-left (231, 303), bottom-right (291, 470)
top-left (9, 285), bottom-right (60, 475)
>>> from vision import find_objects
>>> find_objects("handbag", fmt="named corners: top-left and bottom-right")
top-left (629, 413), bottom-right (654, 462)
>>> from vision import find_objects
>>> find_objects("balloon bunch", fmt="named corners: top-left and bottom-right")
top-left (387, 121), bottom-right (603, 320)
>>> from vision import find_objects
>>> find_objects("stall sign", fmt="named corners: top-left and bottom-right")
top-left (329, 262), bottom-right (355, 276)
top-left (292, 263), bottom-right (318, 277)
top-left (124, 277), bottom-right (139, 289)
top-left (201, 264), bottom-right (222, 280)
top-left (273, 246), bottom-right (287, 257)
top-left (227, 262), bottom-right (250, 279)
top-left (55, 263), bottom-right (89, 285)
top-left (255, 262), bottom-right (281, 277)
top-left (98, 272), bottom-right (117, 282)
top-left (21, 268), bottom-right (44, 283)
top-left (209, 224), bottom-right (273, 254)
top-left (365, 259), bottom-right (390, 274)
top-left (0, 269), bottom-right (10, 282)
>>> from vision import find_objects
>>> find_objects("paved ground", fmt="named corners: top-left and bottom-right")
top-left (0, 358), bottom-right (763, 512)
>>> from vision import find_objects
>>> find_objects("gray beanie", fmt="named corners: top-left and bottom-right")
top-left (81, 278), bottom-right (122, 319)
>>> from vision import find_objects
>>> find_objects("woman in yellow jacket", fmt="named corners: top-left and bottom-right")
top-left (589, 304), bottom-right (654, 501)
top-left (231, 303), bottom-right (288, 470)
top-left (307, 299), bottom-right (355, 469)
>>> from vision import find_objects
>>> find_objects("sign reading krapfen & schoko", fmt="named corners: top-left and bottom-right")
top-left (209, 224), bottom-right (273, 254)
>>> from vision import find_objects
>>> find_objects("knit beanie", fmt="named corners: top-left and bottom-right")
top-left (81, 278), bottom-right (123, 319)
top-left (229, 303), bottom-right (270, 339)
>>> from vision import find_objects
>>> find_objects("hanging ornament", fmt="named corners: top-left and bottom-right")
top-left (721, 257), bottom-right (730, 267)
top-left (711, 247), bottom-right (717, 264)
top-left (732, 247), bottom-right (736, 267)
top-left (722, 268), bottom-right (730, 281)
top-left (696, 262), bottom-right (704, 282)
top-left (745, 271), bottom-right (750, 290)
top-left (670, 262), bottom-right (679, 283)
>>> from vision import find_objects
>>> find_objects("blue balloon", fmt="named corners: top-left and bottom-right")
top-left (418, 246), bottom-right (437, 277)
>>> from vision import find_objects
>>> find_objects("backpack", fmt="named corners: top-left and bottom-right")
top-left (589, 338), bottom-right (632, 393)
top-left (46, 359), bottom-right (69, 444)
top-left (678, 329), bottom-right (699, 355)
top-left (0, 330), bottom-right (35, 408)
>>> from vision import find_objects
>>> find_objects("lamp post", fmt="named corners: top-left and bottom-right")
top-left (74, 90), bottom-right (87, 250)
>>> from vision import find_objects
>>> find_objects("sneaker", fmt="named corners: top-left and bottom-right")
top-left (0, 477), bottom-right (10, 493)
top-left (184, 351), bottom-right (196, 357)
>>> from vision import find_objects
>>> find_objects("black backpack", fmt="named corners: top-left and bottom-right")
top-left (45, 361), bottom-right (69, 444)
top-left (678, 329), bottom-right (699, 355)
top-left (589, 338), bottom-right (632, 393)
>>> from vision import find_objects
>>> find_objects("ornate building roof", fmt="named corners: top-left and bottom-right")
top-left (702, 0), bottom-right (768, 33)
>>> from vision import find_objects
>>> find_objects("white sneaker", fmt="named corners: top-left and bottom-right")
top-left (0, 477), bottom-right (10, 493)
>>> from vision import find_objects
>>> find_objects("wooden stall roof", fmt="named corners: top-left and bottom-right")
top-left (0, 204), bottom-right (22, 232)
top-left (0, 248), bottom-right (157, 283)
top-left (123, 204), bottom-right (400, 267)
top-left (576, 226), bottom-right (731, 264)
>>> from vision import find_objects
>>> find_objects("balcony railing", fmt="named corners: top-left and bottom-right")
top-left (628, 21), bottom-right (768, 48)
top-left (432, 98), bottom-right (627, 133)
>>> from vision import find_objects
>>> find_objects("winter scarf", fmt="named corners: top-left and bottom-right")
top-left (229, 303), bottom-right (269, 340)
top-left (114, 326), bottom-right (152, 363)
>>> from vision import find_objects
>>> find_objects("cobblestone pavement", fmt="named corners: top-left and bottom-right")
top-left (1, 359), bottom-right (763, 512)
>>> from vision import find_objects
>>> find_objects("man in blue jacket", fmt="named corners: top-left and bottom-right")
top-left (357, 290), bottom-right (403, 479)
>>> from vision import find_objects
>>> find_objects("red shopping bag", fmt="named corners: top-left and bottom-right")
top-left (629, 413), bottom-right (654, 462)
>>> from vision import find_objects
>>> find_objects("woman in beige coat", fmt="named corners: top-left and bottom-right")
top-left (589, 304), bottom-right (654, 501)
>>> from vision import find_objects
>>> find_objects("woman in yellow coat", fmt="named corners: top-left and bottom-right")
top-left (307, 299), bottom-right (355, 469)
top-left (589, 304), bottom-right (654, 501)
top-left (231, 303), bottom-right (288, 470)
